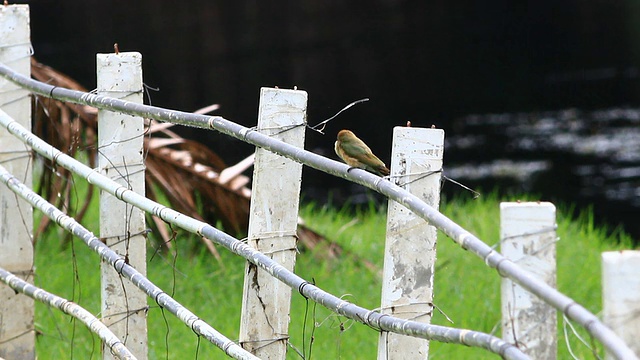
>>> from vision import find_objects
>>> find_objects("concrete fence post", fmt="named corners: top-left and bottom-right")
top-left (602, 250), bottom-right (640, 359)
top-left (500, 202), bottom-right (557, 359)
top-left (0, 5), bottom-right (34, 359)
top-left (378, 126), bottom-right (444, 359)
top-left (239, 87), bottom-right (307, 358)
top-left (97, 51), bottom-right (148, 360)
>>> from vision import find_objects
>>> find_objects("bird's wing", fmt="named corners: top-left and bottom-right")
top-left (340, 138), bottom-right (372, 156)
top-left (361, 152), bottom-right (386, 167)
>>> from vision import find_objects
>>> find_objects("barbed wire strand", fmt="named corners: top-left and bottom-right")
top-left (1, 65), bottom-right (634, 358)
top-left (563, 313), bottom-right (602, 360)
top-left (0, 163), bottom-right (260, 360)
top-left (0, 266), bottom-right (137, 360)
top-left (310, 98), bottom-right (369, 134)
top-left (0, 89), bottom-right (557, 360)
top-left (247, 97), bottom-right (370, 138)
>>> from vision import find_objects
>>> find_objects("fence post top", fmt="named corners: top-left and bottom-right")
top-left (96, 52), bottom-right (142, 63)
top-left (0, 3), bottom-right (29, 12)
top-left (602, 250), bottom-right (640, 259)
top-left (260, 86), bottom-right (308, 96)
top-left (500, 201), bottom-right (556, 210)
top-left (392, 125), bottom-right (445, 134)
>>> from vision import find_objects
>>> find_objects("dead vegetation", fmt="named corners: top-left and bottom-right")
top-left (30, 58), bottom-right (377, 270)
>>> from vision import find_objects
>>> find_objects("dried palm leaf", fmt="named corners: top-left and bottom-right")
top-left (29, 58), bottom-right (374, 270)
top-left (32, 58), bottom-right (98, 243)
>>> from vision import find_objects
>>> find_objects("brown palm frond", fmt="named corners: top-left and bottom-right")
top-left (32, 58), bottom-right (98, 242)
top-left (30, 58), bottom-right (249, 260)
top-left (29, 57), bottom-right (367, 269)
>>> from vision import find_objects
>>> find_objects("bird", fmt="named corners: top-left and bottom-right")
top-left (334, 129), bottom-right (390, 176)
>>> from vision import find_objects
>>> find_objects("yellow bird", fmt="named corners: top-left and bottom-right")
top-left (334, 130), bottom-right (390, 176)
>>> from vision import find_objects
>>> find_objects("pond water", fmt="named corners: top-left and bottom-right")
top-left (443, 107), bottom-right (640, 241)
top-left (306, 107), bottom-right (640, 243)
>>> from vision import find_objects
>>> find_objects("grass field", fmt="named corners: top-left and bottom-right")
top-left (31, 191), bottom-right (634, 359)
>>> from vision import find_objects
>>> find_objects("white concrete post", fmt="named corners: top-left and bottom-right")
top-left (378, 127), bottom-right (444, 359)
top-left (0, 5), bottom-right (34, 359)
top-left (602, 251), bottom-right (640, 359)
top-left (97, 52), bottom-right (147, 360)
top-left (239, 87), bottom-right (307, 358)
top-left (500, 202), bottom-right (557, 359)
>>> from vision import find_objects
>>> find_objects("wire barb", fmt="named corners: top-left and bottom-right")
top-left (309, 98), bottom-right (369, 134)
top-left (442, 173), bottom-right (481, 198)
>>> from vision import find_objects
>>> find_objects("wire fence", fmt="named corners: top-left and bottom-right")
top-left (0, 101), bottom-right (525, 359)
top-left (0, 265), bottom-right (136, 360)
top-left (0, 4), bottom-right (638, 360)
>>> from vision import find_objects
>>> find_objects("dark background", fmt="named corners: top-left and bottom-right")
top-left (28, 1), bottom-right (640, 238)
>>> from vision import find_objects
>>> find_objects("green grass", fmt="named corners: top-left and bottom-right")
top-left (32, 191), bottom-right (635, 359)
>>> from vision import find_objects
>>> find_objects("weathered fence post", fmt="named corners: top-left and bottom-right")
top-left (97, 52), bottom-right (147, 360)
top-left (602, 250), bottom-right (640, 359)
top-left (378, 127), bottom-right (444, 359)
top-left (500, 202), bottom-right (557, 359)
top-left (239, 87), bottom-right (307, 358)
top-left (0, 5), bottom-right (34, 359)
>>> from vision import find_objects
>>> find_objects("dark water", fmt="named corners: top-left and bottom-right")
top-left (310, 107), bottom-right (640, 242)
top-left (444, 107), bottom-right (640, 241)
top-left (27, 1), bottom-right (640, 240)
